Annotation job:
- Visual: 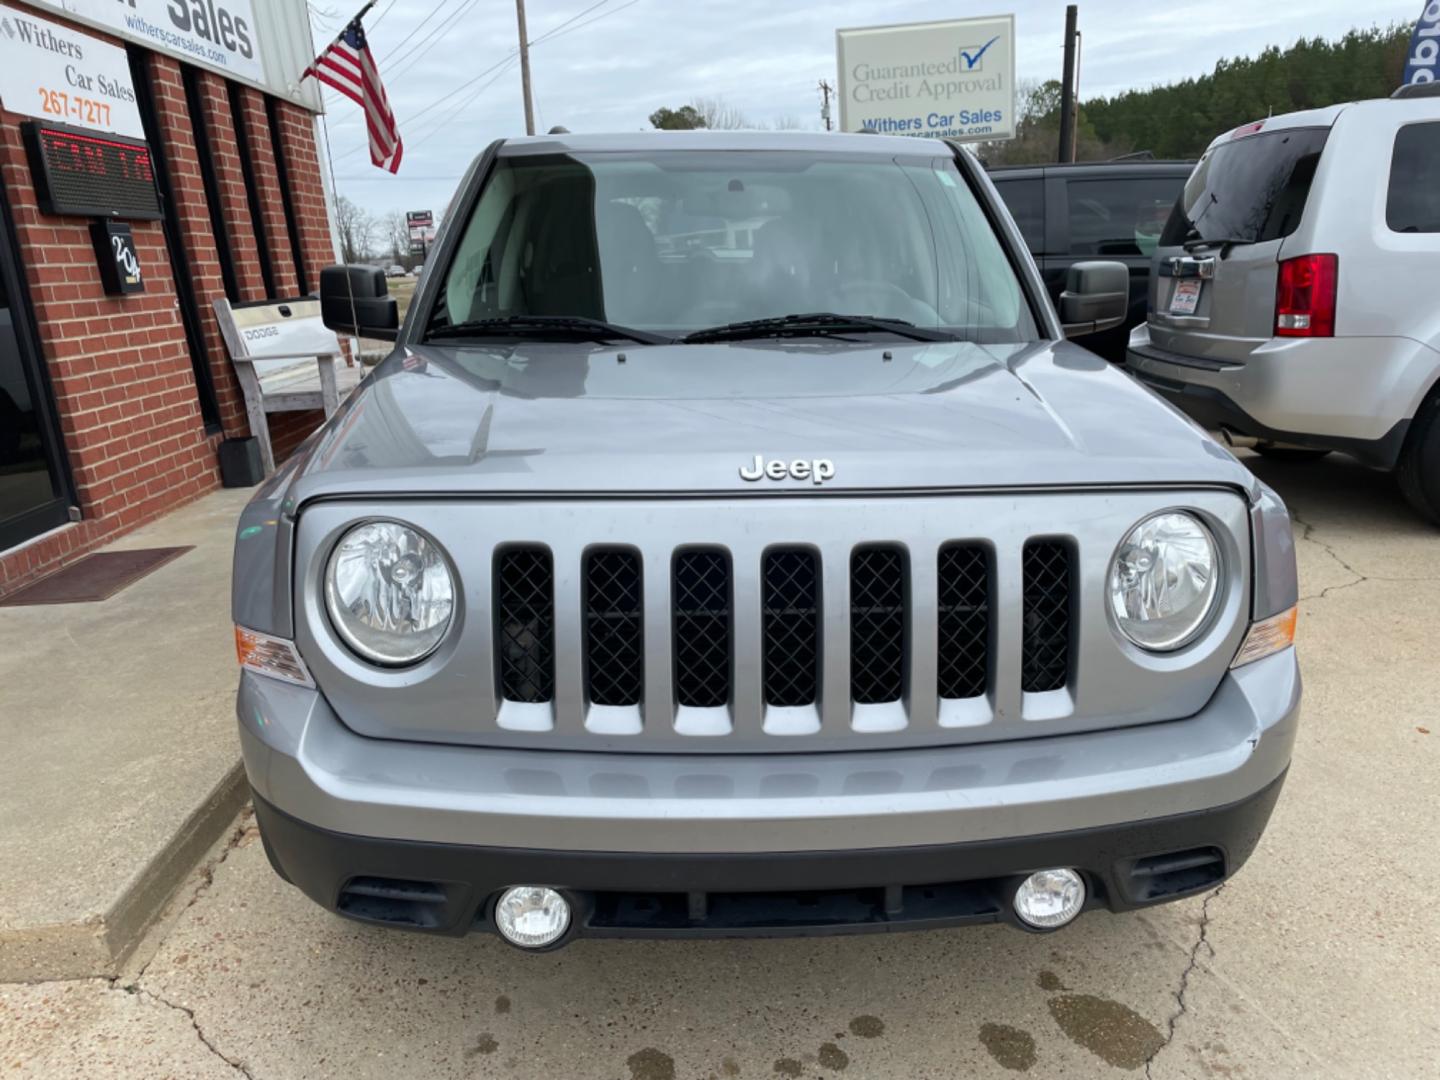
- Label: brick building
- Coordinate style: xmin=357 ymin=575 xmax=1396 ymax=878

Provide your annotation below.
xmin=0 ymin=0 xmax=336 ymax=597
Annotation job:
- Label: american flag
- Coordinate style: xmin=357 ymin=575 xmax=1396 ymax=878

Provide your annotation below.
xmin=303 ymin=17 xmax=403 ymax=173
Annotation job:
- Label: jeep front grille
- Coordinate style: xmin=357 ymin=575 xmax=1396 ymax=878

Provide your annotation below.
xmin=673 ymin=550 xmax=731 ymax=708
xmin=492 ymin=539 xmax=1070 ymax=734
xmin=850 ymin=547 xmax=907 ymax=705
xmin=584 ymin=549 xmax=643 ymax=706
xmin=496 ymin=546 xmax=555 ymax=703
xmin=937 ymin=543 xmax=990 ymax=700
xmin=761 ymin=548 xmax=820 ymax=707
xmin=1021 ymin=540 xmax=1072 ymax=693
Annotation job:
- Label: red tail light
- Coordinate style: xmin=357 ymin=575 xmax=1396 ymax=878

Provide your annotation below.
xmin=1275 ymin=254 xmax=1338 ymax=338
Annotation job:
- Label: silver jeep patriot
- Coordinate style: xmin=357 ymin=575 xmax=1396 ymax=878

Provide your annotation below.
xmin=232 ymin=132 xmax=1300 ymax=950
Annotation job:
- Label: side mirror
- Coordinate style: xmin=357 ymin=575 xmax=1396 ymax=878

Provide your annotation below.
xmin=1059 ymin=260 xmax=1128 ymax=339
xmin=319 ymin=265 xmax=400 ymax=340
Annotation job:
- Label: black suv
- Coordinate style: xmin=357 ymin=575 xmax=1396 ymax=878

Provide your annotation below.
xmin=990 ymin=160 xmax=1192 ymax=362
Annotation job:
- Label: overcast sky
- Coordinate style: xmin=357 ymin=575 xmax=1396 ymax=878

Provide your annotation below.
xmin=312 ymin=0 xmax=1424 ymax=218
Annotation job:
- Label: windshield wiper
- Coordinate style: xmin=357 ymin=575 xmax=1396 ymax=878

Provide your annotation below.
xmin=682 ymin=313 xmax=956 ymax=344
xmin=426 ymin=315 xmax=674 ymax=345
xmin=1182 ymin=235 xmax=1251 ymax=251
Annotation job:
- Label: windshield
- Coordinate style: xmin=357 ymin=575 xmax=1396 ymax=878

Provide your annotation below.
xmin=1161 ymin=126 xmax=1329 ymax=247
xmin=428 ymin=150 xmax=1038 ymax=343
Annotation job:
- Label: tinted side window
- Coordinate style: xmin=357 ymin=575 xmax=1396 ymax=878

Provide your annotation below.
xmin=1065 ymin=177 xmax=1185 ymax=257
xmin=992 ymin=178 xmax=1044 ymax=253
xmin=1387 ymin=122 xmax=1440 ymax=233
xmin=1162 ymin=127 xmax=1329 ymax=246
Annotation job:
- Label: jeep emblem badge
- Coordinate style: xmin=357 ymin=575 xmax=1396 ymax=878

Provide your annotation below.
xmin=739 ymin=454 xmax=835 ymax=485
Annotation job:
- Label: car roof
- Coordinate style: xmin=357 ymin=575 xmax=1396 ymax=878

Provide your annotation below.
xmin=496 ymin=130 xmax=956 ymax=156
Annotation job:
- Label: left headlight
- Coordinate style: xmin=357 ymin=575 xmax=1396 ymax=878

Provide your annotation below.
xmin=1109 ymin=511 xmax=1220 ymax=651
xmin=325 ymin=520 xmax=455 ymax=665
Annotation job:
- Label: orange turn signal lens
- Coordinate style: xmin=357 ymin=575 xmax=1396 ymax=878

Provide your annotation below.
xmin=1231 ymin=606 xmax=1297 ymax=669
xmin=235 ymin=626 xmax=313 ymax=687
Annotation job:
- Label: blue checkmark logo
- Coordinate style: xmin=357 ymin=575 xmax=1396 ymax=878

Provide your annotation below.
xmin=959 ymin=35 xmax=1000 ymax=70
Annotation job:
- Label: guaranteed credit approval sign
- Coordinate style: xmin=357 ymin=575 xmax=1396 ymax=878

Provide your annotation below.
xmin=837 ymin=15 xmax=1016 ymax=142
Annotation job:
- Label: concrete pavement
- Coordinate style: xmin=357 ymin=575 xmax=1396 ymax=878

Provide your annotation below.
xmin=0 ymin=490 xmax=253 ymax=982
xmin=3 ymin=451 xmax=1438 ymax=1078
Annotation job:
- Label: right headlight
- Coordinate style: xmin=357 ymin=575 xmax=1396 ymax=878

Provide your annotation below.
xmin=325 ymin=520 xmax=455 ymax=665
xmin=1108 ymin=511 xmax=1220 ymax=651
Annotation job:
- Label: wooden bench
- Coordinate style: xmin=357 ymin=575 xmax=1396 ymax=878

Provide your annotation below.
xmin=213 ymin=297 xmax=364 ymax=475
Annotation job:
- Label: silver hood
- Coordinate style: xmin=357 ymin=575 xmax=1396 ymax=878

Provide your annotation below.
xmin=285 ymin=339 xmax=1256 ymax=505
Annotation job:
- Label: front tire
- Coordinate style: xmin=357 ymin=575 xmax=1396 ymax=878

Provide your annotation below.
xmin=1398 ymin=394 xmax=1440 ymax=525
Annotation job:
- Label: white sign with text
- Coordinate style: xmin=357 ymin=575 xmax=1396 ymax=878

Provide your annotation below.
xmin=837 ymin=15 xmax=1016 ymax=142
xmin=57 ymin=0 xmax=262 ymax=84
xmin=0 ymin=2 xmax=143 ymax=137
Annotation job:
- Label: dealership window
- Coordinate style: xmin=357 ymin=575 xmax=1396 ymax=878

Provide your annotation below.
xmin=1387 ymin=122 xmax=1440 ymax=234
xmin=991 ymin=178 xmax=1045 ymax=254
xmin=0 ymin=181 xmax=74 ymax=551
xmin=1066 ymin=178 xmax=1183 ymax=257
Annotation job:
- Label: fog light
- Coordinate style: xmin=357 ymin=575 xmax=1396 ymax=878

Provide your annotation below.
xmin=494 ymin=886 xmax=571 ymax=948
xmin=1013 ymin=869 xmax=1086 ymax=929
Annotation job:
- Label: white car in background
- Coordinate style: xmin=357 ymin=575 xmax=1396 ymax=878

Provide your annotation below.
xmin=1128 ymin=84 xmax=1440 ymax=522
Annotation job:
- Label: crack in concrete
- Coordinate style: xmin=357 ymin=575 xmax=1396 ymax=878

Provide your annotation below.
xmin=1291 ymin=513 xmax=1367 ymax=601
xmin=122 ymin=984 xmax=257 ymax=1079
xmin=128 ymin=809 xmax=254 ymax=986
xmin=1144 ymin=882 xmax=1226 ymax=1080
xmin=1291 ymin=513 xmax=1440 ymax=601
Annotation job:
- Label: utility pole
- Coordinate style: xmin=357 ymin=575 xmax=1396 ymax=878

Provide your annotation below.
xmin=1058 ymin=4 xmax=1078 ymax=162
xmin=515 ymin=0 xmax=536 ymax=136
xmin=818 ymin=79 xmax=834 ymax=131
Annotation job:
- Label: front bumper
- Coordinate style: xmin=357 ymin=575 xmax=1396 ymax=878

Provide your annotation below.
xmin=239 ymin=647 xmax=1299 ymax=939
xmin=253 ymin=771 xmax=1286 ymax=940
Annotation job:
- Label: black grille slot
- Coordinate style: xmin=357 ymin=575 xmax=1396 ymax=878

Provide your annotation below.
xmin=585 ymin=549 xmax=643 ymax=706
xmin=337 ymin=877 xmax=447 ymax=928
xmin=937 ymin=544 xmax=989 ymax=699
xmin=762 ymin=548 xmax=820 ymax=707
xmin=1022 ymin=540 xmax=1072 ymax=693
xmin=850 ymin=547 xmax=906 ymax=704
xmin=673 ymin=550 xmax=731 ymax=708
xmin=1125 ymin=847 xmax=1225 ymax=902
xmin=496 ymin=547 xmax=555 ymax=703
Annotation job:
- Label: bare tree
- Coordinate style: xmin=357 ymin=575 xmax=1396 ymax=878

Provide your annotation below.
xmin=334 ymin=195 xmax=377 ymax=264
xmin=382 ymin=210 xmax=408 ymax=262
xmin=691 ymin=96 xmax=750 ymax=130
xmin=771 ymin=114 xmax=805 ymax=131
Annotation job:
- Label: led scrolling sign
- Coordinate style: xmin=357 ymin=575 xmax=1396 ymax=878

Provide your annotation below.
xmin=21 ymin=120 xmax=162 ymax=220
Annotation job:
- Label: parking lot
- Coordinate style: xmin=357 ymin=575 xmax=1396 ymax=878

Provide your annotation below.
xmin=2 ymin=450 xmax=1435 ymax=1080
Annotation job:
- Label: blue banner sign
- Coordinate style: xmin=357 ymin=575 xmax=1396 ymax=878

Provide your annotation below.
xmin=1403 ymin=2 xmax=1440 ymax=86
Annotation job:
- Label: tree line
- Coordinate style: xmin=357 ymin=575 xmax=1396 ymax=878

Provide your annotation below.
xmin=981 ymin=23 xmax=1415 ymax=165
xmin=333 ymin=195 xmax=431 ymax=266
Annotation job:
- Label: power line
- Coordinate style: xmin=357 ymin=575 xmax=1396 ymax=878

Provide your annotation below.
xmin=531 ymin=0 xmax=611 ymax=45
xmin=353 ymin=0 xmax=620 ymax=137
xmin=406 ymin=57 xmax=520 ymax=151
xmin=368 ymin=0 xmax=399 ymax=29
xmin=530 ymin=0 xmax=636 ymax=47
xmin=385 ymin=0 xmax=486 ymax=79
xmin=401 ymin=0 xmax=635 ymax=144
xmin=377 ymin=0 xmax=459 ymax=63
xmin=329 ymin=0 xmax=642 ymax=168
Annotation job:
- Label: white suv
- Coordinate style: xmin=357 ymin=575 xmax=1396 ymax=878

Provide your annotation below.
xmin=1128 ymin=85 xmax=1440 ymax=521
